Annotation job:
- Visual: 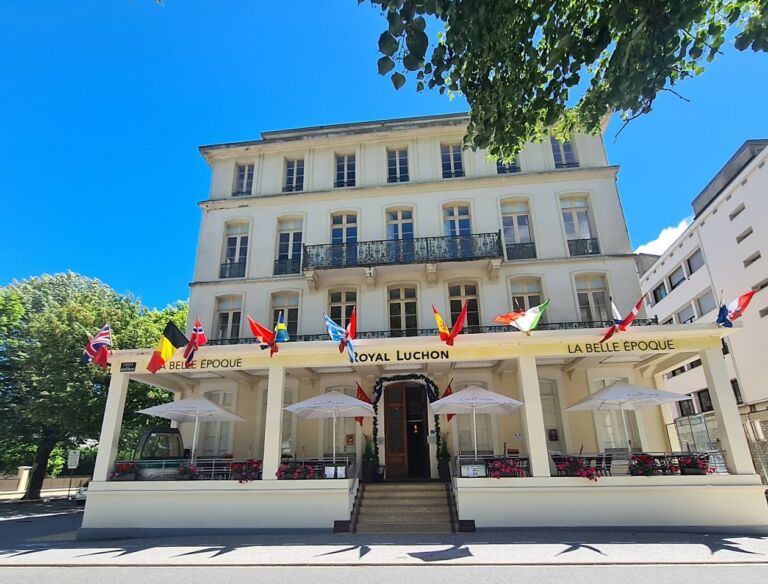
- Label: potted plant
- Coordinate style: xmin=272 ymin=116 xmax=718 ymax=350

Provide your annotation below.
xmin=629 ymin=454 xmax=658 ymax=476
xmin=556 ymin=456 xmax=600 ymax=481
xmin=488 ymin=459 xmax=527 ymax=479
xmin=361 ymin=435 xmax=376 ymax=483
xmin=679 ymin=454 xmax=712 ymax=475
xmin=111 ymin=462 xmax=138 ymax=481
xmin=231 ymin=459 xmax=262 ymax=483
xmin=437 ymin=434 xmax=451 ymax=482
xmin=177 ymin=462 xmax=198 ymax=480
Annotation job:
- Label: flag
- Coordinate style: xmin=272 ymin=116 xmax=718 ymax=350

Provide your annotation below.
xmin=495 ymin=299 xmax=549 ymax=334
xmin=323 ymin=310 xmax=356 ymax=363
xmin=82 ymin=324 xmax=112 ymax=369
xmin=274 ymin=311 xmax=290 ymax=343
xmin=183 ymin=318 xmax=208 ymax=367
xmin=433 ymin=302 xmax=468 ymax=346
xmin=442 ymin=379 xmax=455 ymax=422
xmin=248 ymin=317 xmax=278 ymax=356
xmin=355 ymin=381 xmax=371 ymax=426
xmin=147 ymin=321 xmax=189 ymax=373
xmin=600 ymin=294 xmax=646 ymax=342
xmin=717 ymin=290 xmax=756 ymax=328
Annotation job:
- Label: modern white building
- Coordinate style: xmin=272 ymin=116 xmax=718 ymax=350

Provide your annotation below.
xmin=80 ymin=116 xmax=768 ymax=538
xmin=639 ymin=140 xmax=768 ymax=480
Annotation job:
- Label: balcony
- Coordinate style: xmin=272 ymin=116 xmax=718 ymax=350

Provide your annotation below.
xmin=568 ymin=238 xmax=600 ymax=256
xmin=219 ymin=260 xmax=246 ymax=279
xmin=505 ymin=242 xmax=537 ymax=260
xmin=274 ymin=258 xmax=302 ymax=276
xmin=302 ymin=232 xmax=503 ymax=271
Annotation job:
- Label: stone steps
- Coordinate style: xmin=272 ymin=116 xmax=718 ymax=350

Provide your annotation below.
xmin=354 ymin=482 xmax=453 ymax=534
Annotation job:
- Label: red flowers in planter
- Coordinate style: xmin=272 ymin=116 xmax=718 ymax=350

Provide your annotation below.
xmin=489 ymin=459 xmax=527 ymax=479
xmin=276 ymin=462 xmax=317 ymax=480
xmin=231 ymin=459 xmax=263 ymax=483
xmin=557 ymin=456 xmax=600 ymax=481
xmin=114 ymin=462 xmax=137 ymax=475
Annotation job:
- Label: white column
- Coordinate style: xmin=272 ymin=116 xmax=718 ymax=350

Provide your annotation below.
xmin=93 ymin=371 xmax=130 ymax=481
xmin=262 ymin=366 xmax=286 ymax=480
xmin=517 ymin=356 xmax=550 ymax=477
xmin=700 ymin=347 xmax=755 ymax=475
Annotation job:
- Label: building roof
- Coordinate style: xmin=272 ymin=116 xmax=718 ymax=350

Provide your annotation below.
xmin=691 ymin=139 xmax=768 ymax=218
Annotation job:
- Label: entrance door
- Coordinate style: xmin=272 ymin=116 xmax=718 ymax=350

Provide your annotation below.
xmin=384 ymin=385 xmax=407 ymax=479
xmin=384 ymin=383 xmax=430 ymax=480
xmin=406 ymin=385 xmax=430 ymax=478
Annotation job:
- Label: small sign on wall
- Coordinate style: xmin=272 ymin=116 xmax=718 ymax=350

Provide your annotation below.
xmin=345 ymin=433 xmax=354 ymax=447
xmin=67 ymin=450 xmax=80 ymax=470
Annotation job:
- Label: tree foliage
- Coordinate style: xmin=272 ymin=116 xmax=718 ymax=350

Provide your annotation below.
xmin=364 ymin=0 xmax=768 ymax=159
xmin=0 ymin=272 xmax=187 ymax=496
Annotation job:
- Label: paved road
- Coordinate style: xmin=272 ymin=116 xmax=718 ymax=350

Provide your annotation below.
xmin=3 ymin=565 xmax=768 ymax=584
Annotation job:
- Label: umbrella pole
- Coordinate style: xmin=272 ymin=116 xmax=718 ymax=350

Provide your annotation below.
xmin=619 ymin=403 xmax=631 ymax=456
xmin=332 ymin=411 xmax=337 ymax=477
xmin=191 ymin=416 xmax=200 ymax=464
xmin=472 ymin=405 xmax=478 ymax=461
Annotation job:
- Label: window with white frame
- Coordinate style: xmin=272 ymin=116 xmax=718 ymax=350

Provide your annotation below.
xmin=201 ymin=390 xmax=234 ymax=457
xmin=334 ymin=153 xmax=356 ymax=188
xmin=669 ymin=265 xmax=686 ymax=290
xmin=697 ymin=290 xmax=717 ymax=316
xmin=443 ymin=204 xmax=472 ymax=236
xmin=221 ymin=222 xmax=248 ymax=278
xmin=455 ymin=382 xmax=493 ymax=454
xmin=496 ymin=158 xmax=520 ymax=174
xmin=550 ymin=136 xmax=578 ymax=168
xmin=270 ymin=292 xmax=299 ymax=337
xmin=677 ymin=303 xmax=696 ymax=324
xmin=448 ymin=282 xmax=480 ymax=328
xmin=324 ymin=387 xmax=357 ymax=456
xmin=386 ymin=208 xmax=414 ymax=240
xmin=284 ymin=158 xmax=304 ymax=193
xmin=331 ymin=212 xmax=358 ymax=245
xmin=510 ymin=278 xmax=544 ymax=313
xmin=388 ymin=286 xmax=418 ymax=335
xmin=652 ymin=282 xmax=668 ymax=304
xmin=233 ymin=163 xmax=255 ymax=196
xmin=441 ymin=143 xmax=464 ymax=178
xmin=328 ymin=288 xmax=356 ymax=327
xmin=275 ymin=218 xmax=303 ymax=275
xmin=500 ymin=200 xmax=534 ymax=259
xmin=215 ymin=296 xmax=242 ymax=340
xmin=687 ymin=249 xmax=705 ymax=274
xmin=387 ymin=148 xmax=409 ymax=183
xmin=575 ymin=275 xmax=610 ymax=322
xmin=560 ymin=196 xmax=594 ymax=240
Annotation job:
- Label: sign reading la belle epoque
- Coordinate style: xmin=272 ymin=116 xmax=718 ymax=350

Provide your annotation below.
xmin=566 ymin=338 xmax=676 ymax=354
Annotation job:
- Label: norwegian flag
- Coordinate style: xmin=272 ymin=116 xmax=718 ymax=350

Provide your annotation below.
xmin=183 ymin=318 xmax=208 ymax=367
xmin=82 ymin=324 xmax=113 ymax=369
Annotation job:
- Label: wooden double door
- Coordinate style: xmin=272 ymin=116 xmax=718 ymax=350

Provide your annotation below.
xmin=384 ymin=383 xmax=430 ymax=480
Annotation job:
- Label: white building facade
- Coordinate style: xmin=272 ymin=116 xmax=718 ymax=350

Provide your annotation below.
xmin=639 ymin=140 xmax=768 ymax=480
xmin=80 ymin=117 xmax=768 ymax=538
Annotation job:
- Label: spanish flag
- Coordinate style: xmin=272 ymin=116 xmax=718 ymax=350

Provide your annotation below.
xmin=432 ymin=305 xmax=451 ymax=343
xmin=147 ymin=321 xmax=189 ymax=373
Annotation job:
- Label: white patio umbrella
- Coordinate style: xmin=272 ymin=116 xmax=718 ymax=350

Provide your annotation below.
xmin=138 ymin=397 xmax=245 ymax=463
xmin=563 ymin=381 xmax=688 ymax=452
xmin=284 ymin=391 xmax=375 ymax=466
xmin=430 ymin=386 xmax=524 ymax=459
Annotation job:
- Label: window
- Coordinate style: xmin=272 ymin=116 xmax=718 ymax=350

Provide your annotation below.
xmin=686 ymin=249 xmax=705 ymax=274
xmin=221 ymin=222 xmax=248 ymax=278
xmin=323 ymin=387 xmax=357 ymax=456
xmin=754 ymin=278 xmax=768 ymax=292
xmin=697 ymin=290 xmax=717 ymax=316
xmin=510 ymin=278 xmax=544 ymax=314
xmin=201 ymin=390 xmax=233 ymax=457
xmin=662 ymin=317 xmax=674 ymax=325
xmin=441 ymin=144 xmax=464 ymax=178
xmin=678 ymin=398 xmax=696 ymax=417
xmin=695 ymin=389 xmax=713 ymax=413
xmin=501 ymin=200 xmax=535 ymax=260
xmin=575 ymin=275 xmax=610 ymax=322
xmin=669 ymin=266 xmax=686 ymax=290
xmin=233 ymin=163 xmax=254 ymax=196
xmin=551 ymin=136 xmax=578 ymax=168
xmin=592 ymin=377 xmax=641 ymax=450
xmin=496 ymin=158 xmax=520 ymax=174
xmin=335 ymin=153 xmax=356 ymax=188
xmin=330 ymin=212 xmax=358 ymax=267
xmin=448 ymin=282 xmax=480 ymax=329
xmin=729 ymin=203 xmax=745 ymax=221
xmin=455 ymin=383 xmax=493 ymax=453
xmin=387 ymin=148 xmax=409 ymax=183
xmin=677 ymin=303 xmax=696 ymax=324
xmin=215 ymin=296 xmax=242 ymax=340
xmin=443 ymin=204 xmax=472 ymax=236
xmin=388 ymin=286 xmax=418 ymax=336
xmin=652 ymin=283 xmax=668 ymax=304
xmin=284 ymin=159 xmax=304 ymax=193
xmin=736 ymin=227 xmax=753 ymax=244
xmin=721 ymin=338 xmax=730 ymax=355
xmin=270 ymin=292 xmax=299 ymax=337
xmin=744 ymin=251 xmax=761 ymax=268
xmin=329 ymin=288 xmax=356 ymax=328
xmin=760 ymin=307 xmax=768 ymax=318
xmin=561 ymin=196 xmax=598 ymax=255
xmin=275 ymin=218 xmax=303 ymax=275
xmin=386 ymin=208 xmax=414 ymax=240
xmin=731 ymin=379 xmax=743 ymax=404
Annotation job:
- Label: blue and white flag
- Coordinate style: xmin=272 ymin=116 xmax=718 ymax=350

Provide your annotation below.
xmin=323 ymin=312 xmax=356 ymax=364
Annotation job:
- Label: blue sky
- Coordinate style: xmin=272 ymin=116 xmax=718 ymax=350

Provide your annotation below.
xmin=2 ymin=1 xmax=767 ymax=309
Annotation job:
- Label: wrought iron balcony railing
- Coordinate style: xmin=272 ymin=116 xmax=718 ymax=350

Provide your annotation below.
xmin=219 ymin=261 xmax=246 ymax=279
xmin=205 ymin=317 xmax=660 ymax=345
xmin=567 ymin=238 xmax=600 ymax=256
xmin=274 ymin=258 xmax=302 ymax=275
xmin=505 ymin=242 xmax=537 ymax=260
xmin=303 ymin=232 xmax=504 ymax=271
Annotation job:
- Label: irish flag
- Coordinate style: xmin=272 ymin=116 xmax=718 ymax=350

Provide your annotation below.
xmin=716 ymin=290 xmax=756 ymax=328
xmin=494 ymin=299 xmax=549 ymax=334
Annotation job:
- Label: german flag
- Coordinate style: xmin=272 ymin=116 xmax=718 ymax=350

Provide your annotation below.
xmin=147 ymin=321 xmax=189 ymax=373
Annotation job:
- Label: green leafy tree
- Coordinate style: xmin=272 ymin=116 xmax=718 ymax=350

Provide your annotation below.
xmin=364 ymin=0 xmax=768 ymax=158
xmin=0 ymin=272 xmax=187 ymax=498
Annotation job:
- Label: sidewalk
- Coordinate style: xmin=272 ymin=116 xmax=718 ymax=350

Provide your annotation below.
xmin=1 ymin=504 xmax=767 ymax=567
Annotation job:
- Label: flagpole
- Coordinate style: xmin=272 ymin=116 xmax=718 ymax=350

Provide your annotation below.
xmin=619 ymin=402 xmax=631 ymax=457
xmin=191 ymin=416 xmax=200 ymax=464
xmin=472 ymin=405 xmax=478 ymax=461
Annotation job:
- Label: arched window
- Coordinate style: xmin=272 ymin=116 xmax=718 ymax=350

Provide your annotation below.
xmin=510 ymin=278 xmax=544 ymax=314
xmin=270 ymin=291 xmax=299 ymax=337
xmin=575 ymin=274 xmax=610 ymax=322
xmin=214 ymin=296 xmax=242 ymax=340
xmin=386 ymin=208 xmax=414 ymax=241
xmin=275 ymin=217 xmax=303 ymax=275
xmin=443 ymin=203 xmax=472 ymax=236
xmin=328 ymin=288 xmax=357 ymax=327
xmin=561 ymin=196 xmax=598 ymax=255
xmin=331 ymin=212 xmax=358 ymax=267
xmin=201 ymin=390 xmax=234 ymax=457
xmin=388 ymin=285 xmax=418 ymax=336
xmin=500 ymin=200 xmax=535 ymax=260
xmin=550 ymin=136 xmax=578 ymax=168
xmin=448 ymin=282 xmax=480 ymax=328
xmin=221 ymin=222 xmax=249 ymax=278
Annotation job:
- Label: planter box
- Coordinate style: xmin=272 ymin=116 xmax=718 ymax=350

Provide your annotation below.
xmin=111 ymin=473 xmax=137 ymax=481
xmin=680 ymin=467 xmax=708 ymax=475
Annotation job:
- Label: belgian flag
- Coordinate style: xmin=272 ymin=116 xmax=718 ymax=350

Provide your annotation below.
xmin=147 ymin=321 xmax=189 ymax=373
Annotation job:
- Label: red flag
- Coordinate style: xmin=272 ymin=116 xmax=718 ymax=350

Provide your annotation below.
xmin=340 ymin=307 xmax=357 ymax=353
xmin=446 ymin=301 xmax=468 ymax=346
xmin=183 ymin=318 xmax=208 ymax=367
xmin=248 ymin=317 xmax=278 ymax=356
xmin=618 ymin=293 xmax=647 ymax=332
xmin=355 ymin=381 xmax=371 ymax=426
xmin=442 ymin=380 xmax=455 ymax=422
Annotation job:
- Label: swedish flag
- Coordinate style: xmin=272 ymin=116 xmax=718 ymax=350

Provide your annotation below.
xmin=274 ymin=311 xmax=290 ymax=342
